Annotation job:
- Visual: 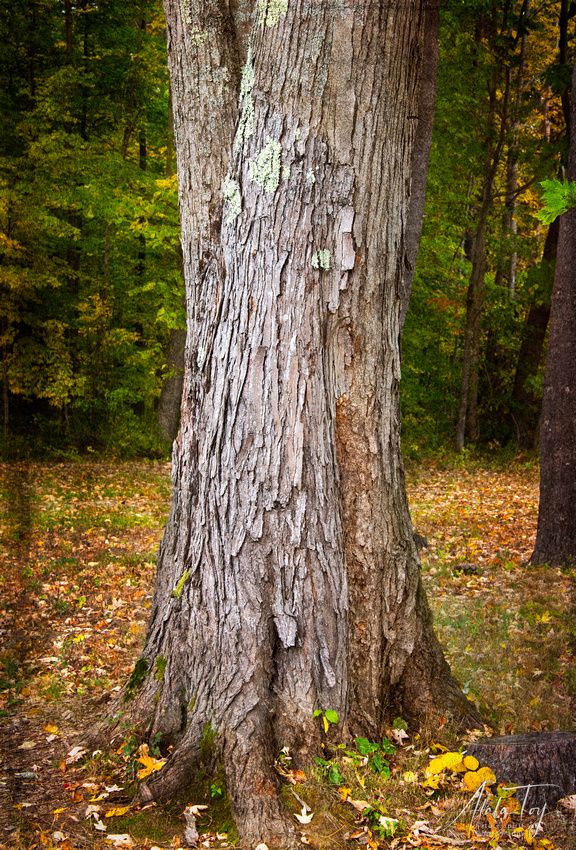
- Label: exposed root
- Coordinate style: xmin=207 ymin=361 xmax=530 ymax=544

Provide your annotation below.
xmin=137 ymin=736 xmax=200 ymax=803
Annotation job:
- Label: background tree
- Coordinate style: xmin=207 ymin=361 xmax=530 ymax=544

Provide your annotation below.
xmin=531 ymin=55 xmax=576 ymax=566
xmin=111 ymin=2 xmax=479 ymax=848
xmin=402 ymin=0 xmax=566 ymax=455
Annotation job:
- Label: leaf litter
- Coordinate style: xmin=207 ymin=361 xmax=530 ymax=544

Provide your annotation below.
xmin=0 ymin=458 xmax=574 ymax=849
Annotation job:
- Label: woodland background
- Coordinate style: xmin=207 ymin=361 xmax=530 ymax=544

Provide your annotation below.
xmin=1 ymin=0 xmax=571 ymax=462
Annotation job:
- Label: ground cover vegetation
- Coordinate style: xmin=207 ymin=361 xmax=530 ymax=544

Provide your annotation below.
xmin=0 ymin=460 xmax=574 ymax=849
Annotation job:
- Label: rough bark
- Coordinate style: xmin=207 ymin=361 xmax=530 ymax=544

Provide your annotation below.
xmin=468 ymin=732 xmax=576 ymax=809
xmin=531 ymin=62 xmax=576 ymax=565
xmin=157 ymin=327 xmax=186 ymax=443
xmin=510 ymin=220 xmax=557 ymax=449
xmin=108 ymin=3 xmax=480 ymax=847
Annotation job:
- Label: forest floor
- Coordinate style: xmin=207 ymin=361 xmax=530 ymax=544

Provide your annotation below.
xmin=0 ymin=457 xmax=574 ymax=850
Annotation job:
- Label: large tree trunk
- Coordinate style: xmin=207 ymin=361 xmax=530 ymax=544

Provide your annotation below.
xmin=110 ymin=3 xmax=480 ymax=847
xmin=531 ymin=60 xmax=576 ymax=566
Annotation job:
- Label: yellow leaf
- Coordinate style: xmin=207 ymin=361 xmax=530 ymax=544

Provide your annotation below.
xmin=136 ymin=754 xmax=166 ymax=780
xmin=105 ymin=806 xmax=132 ymax=818
xmin=403 ymin=771 xmax=418 ymax=784
xmin=322 ymin=715 xmax=329 ymax=734
xmin=422 ymin=774 xmax=443 ymax=789
xmin=463 ymin=765 xmax=496 ymax=791
xmin=338 ymin=787 xmax=352 ymax=801
xmin=462 ymin=755 xmax=479 ymax=771
xmin=535 ymin=611 xmax=552 ymax=624
xmin=425 ymin=751 xmax=464 ymax=776
xmin=524 ymin=827 xmax=534 ymax=846
xmin=44 ymin=724 xmax=59 ymax=735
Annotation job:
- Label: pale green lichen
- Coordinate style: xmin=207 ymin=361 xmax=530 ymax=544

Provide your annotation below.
xmin=306 ymin=169 xmax=316 ymax=185
xmin=234 ymin=48 xmax=255 ymax=153
xmin=222 ymin=177 xmax=242 ymax=222
xmin=249 ymin=138 xmax=283 ymax=193
xmin=171 ymin=568 xmax=191 ymax=599
xmin=189 ymin=27 xmax=208 ymax=46
xmin=257 ymin=0 xmax=288 ymax=27
xmin=312 ymin=249 xmax=331 ymax=270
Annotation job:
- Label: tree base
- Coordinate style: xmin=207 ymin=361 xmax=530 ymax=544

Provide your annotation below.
xmin=467 ymin=731 xmax=576 ymax=808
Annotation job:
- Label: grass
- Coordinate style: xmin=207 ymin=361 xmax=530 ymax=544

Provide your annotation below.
xmin=0 ymin=457 xmax=574 ymax=849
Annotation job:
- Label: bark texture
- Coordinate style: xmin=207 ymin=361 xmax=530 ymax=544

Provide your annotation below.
xmin=510 ymin=220 xmax=557 ymax=449
xmin=468 ymin=732 xmax=576 ymax=809
xmin=531 ymin=59 xmax=576 ymax=566
xmin=157 ymin=327 xmax=186 ymax=443
xmin=111 ymin=3 xmax=479 ymax=847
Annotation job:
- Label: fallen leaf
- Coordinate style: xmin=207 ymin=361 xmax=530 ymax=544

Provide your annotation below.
xmin=185 ymin=803 xmax=209 ymax=817
xmin=392 ymin=728 xmax=409 ymax=745
xmin=559 ymin=794 xmax=576 ymax=812
xmin=18 ymin=740 xmax=37 ymax=750
xmin=349 ymin=798 xmax=371 ymax=813
xmin=85 ymin=804 xmax=102 ymax=818
xmin=66 ymin=746 xmax=87 ymax=764
xmin=106 ymin=836 xmax=134 ymax=847
xmin=403 ymin=770 xmax=418 ymax=783
xmin=136 ymin=753 xmax=166 ymax=780
xmin=425 ymin=752 xmax=465 ymax=776
xmin=295 ymin=805 xmax=313 ymax=825
xmin=44 ymin=724 xmax=59 ymax=735
xmin=462 ymin=766 xmax=496 ymax=791
xmin=105 ymin=806 xmax=131 ymax=818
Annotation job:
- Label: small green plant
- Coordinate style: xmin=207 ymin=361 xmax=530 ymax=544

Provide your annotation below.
xmin=313 ymin=755 xmax=345 ymax=786
xmin=313 ymin=707 xmax=339 ymax=733
xmin=364 ymin=805 xmax=400 ymax=839
xmin=210 ymin=783 xmax=224 ymax=798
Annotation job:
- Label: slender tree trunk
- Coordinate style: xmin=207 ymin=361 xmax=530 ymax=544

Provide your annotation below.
xmin=107 ymin=4 xmax=479 ymax=847
xmin=510 ymin=220 xmax=558 ymax=448
xmin=531 ymin=60 xmax=576 ymax=566
xmin=456 ymin=65 xmax=510 ymax=451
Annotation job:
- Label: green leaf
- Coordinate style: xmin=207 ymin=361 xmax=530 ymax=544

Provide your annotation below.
xmin=355 ymin=737 xmax=379 ymax=756
xmin=324 ymin=709 xmax=339 ymax=725
xmin=370 ymin=753 xmax=391 ymax=777
xmin=328 ymin=763 xmax=344 ymax=785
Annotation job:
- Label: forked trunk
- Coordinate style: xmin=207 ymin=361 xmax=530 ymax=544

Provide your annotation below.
xmin=111 ymin=3 xmax=480 ymax=847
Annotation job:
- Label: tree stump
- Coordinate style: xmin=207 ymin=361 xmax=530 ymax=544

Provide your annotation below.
xmin=467 ymin=732 xmax=576 ymax=809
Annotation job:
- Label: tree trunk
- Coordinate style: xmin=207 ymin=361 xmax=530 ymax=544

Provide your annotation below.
xmin=531 ymin=61 xmax=576 ymax=566
xmin=109 ymin=3 xmax=480 ymax=847
xmin=157 ymin=327 xmax=186 ymax=443
xmin=456 ymin=65 xmax=509 ymax=451
xmin=468 ymin=732 xmax=576 ymax=809
xmin=510 ymin=220 xmax=557 ymax=449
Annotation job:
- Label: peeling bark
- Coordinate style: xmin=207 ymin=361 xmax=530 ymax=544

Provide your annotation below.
xmin=107 ymin=2 xmax=480 ymax=847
